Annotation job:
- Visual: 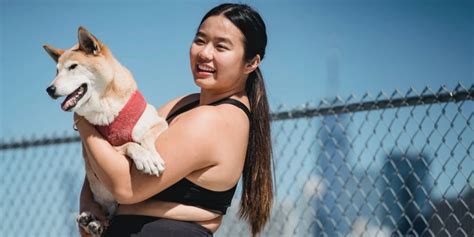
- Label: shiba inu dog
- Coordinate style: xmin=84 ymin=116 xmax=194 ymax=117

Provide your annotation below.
xmin=44 ymin=26 xmax=167 ymax=236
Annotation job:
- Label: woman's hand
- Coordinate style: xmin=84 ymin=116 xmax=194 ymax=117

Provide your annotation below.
xmin=78 ymin=227 xmax=91 ymax=237
xmin=73 ymin=113 xmax=84 ymax=131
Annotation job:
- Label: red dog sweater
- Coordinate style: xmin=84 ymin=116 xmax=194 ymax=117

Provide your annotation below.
xmin=95 ymin=91 xmax=147 ymax=146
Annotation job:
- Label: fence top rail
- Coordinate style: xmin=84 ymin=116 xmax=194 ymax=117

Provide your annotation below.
xmin=1 ymin=84 xmax=472 ymax=150
xmin=271 ymin=84 xmax=473 ymax=121
xmin=0 ymin=135 xmax=81 ymax=150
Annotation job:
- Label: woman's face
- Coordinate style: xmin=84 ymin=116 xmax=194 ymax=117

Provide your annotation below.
xmin=190 ymin=15 xmax=248 ymax=92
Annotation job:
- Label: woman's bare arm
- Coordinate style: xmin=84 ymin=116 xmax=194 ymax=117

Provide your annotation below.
xmin=82 ymin=139 xmax=220 ymax=223
xmin=76 ymin=105 xmax=224 ymax=204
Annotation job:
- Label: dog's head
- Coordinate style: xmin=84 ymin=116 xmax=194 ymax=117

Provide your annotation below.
xmin=44 ymin=26 xmax=119 ymax=112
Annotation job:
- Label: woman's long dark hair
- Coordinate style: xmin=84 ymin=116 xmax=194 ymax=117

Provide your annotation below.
xmin=199 ymin=3 xmax=273 ymax=236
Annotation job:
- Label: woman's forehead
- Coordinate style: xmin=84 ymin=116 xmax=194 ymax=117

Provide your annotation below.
xmin=198 ymin=15 xmax=244 ymax=43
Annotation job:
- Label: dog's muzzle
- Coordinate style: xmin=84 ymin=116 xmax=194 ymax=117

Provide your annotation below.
xmin=46 ymin=85 xmax=59 ymax=99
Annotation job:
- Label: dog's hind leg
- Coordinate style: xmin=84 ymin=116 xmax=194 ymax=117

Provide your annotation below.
xmin=87 ymin=220 xmax=105 ymax=237
xmin=77 ymin=211 xmax=104 ymax=236
xmin=77 ymin=211 xmax=94 ymax=229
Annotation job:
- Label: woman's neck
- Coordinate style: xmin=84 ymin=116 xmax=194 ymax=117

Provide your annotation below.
xmin=199 ymin=87 xmax=246 ymax=105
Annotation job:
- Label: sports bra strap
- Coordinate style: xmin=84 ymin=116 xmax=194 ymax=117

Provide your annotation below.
xmin=210 ymin=98 xmax=252 ymax=119
xmin=166 ymin=100 xmax=200 ymax=123
xmin=166 ymin=97 xmax=251 ymax=123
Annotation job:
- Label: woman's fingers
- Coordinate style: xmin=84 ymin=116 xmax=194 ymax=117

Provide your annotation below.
xmin=78 ymin=225 xmax=92 ymax=237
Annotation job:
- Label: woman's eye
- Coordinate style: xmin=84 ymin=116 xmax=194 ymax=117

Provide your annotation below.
xmin=216 ymin=45 xmax=228 ymax=51
xmin=194 ymin=38 xmax=205 ymax=45
xmin=68 ymin=64 xmax=78 ymax=70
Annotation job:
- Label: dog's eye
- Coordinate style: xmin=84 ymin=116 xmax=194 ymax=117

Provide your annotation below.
xmin=68 ymin=64 xmax=78 ymax=70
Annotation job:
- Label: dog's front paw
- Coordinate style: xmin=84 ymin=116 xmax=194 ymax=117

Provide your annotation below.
xmin=125 ymin=143 xmax=165 ymax=176
xmin=148 ymin=152 xmax=165 ymax=176
xmin=133 ymin=150 xmax=165 ymax=177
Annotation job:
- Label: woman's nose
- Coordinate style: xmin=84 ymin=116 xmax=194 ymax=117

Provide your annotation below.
xmin=198 ymin=45 xmax=213 ymax=61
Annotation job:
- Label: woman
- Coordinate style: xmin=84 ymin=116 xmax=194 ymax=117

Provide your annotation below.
xmin=77 ymin=3 xmax=273 ymax=237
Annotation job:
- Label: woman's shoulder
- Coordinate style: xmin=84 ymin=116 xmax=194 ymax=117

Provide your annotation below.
xmin=157 ymin=96 xmax=249 ymax=168
xmin=180 ymin=100 xmax=250 ymax=141
xmin=158 ymin=94 xmax=249 ymax=134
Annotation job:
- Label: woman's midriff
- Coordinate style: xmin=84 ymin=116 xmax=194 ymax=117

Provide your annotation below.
xmin=116 ymin=200 xmax=222 ymax=233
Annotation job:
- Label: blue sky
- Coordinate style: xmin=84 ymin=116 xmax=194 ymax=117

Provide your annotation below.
xmin=1 ymin=0 xmax=472 ymax=139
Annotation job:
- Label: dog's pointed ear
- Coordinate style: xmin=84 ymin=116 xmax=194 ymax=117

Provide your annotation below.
xmin=43 ymin=44 xmax=64 ymax=63
xmin=78 ymin=26 xmax=102 ymax=56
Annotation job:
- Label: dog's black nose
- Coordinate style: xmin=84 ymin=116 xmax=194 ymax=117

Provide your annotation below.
xmin=46 ymin=85 xmax=56 ymax=98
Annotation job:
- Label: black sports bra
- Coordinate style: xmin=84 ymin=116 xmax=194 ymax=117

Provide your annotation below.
xmin=150 ymin=97 xmax=251 ymax=214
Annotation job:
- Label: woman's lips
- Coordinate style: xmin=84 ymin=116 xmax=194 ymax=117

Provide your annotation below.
xmin=195 ymin=64 xmax=216 ymax=77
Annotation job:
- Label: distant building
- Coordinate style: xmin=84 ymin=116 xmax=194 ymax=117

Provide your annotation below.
xmin=315 ymin=114 xmax=353 ymax=236
xmin=382 ymin=152 xmax=431 ymax=236
xmin=428 ymin=189 xmax=474 ymax=236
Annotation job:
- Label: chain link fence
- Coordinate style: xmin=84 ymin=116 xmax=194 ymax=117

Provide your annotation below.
xmin=1 ymin=84 xmax=472 ymax=237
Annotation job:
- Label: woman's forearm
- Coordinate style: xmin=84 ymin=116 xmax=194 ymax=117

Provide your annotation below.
xmin=80 ymin=150 xmax=97 ymax=211
xmin=80 ymin=176 xmax=93 ymax=211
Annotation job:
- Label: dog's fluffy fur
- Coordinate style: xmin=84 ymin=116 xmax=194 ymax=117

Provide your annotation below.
xmin=44 ymin=26 xmax=167 ymax=236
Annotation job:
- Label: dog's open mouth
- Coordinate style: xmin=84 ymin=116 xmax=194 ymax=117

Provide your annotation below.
xmin=61 ymin=83 xmax=88 ymax=111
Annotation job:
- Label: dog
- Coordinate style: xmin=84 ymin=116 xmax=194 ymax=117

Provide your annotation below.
xmin=44 ymin=26 xmax=168 ymax=236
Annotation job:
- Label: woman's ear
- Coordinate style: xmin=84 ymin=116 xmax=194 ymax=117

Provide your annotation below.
xmin=244 ymin=55 xmax=261 ymax=74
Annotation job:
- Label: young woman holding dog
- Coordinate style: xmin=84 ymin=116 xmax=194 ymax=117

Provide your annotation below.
xmin=77 ymin=3 xmax=273 ymax=237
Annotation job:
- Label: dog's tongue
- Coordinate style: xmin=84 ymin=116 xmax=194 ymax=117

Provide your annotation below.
xmin=61 ymin=96 xmax=77 ymax=111
xmin=61 ymin=85 xmax=85 ymax=111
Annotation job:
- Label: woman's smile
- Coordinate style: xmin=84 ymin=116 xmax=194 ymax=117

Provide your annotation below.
xmin=195 ymin=64 xmax=216 ymax=78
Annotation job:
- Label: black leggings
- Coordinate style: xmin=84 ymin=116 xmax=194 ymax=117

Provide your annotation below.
xmin=104 ymin=215 xmax=213 ymax=237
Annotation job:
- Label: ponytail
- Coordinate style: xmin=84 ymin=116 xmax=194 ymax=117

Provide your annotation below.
xmin=240 ymin=67 xmax=273 ymax=236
